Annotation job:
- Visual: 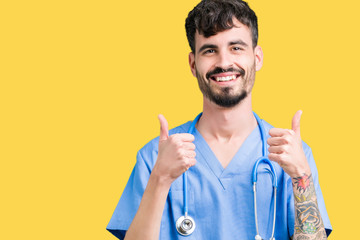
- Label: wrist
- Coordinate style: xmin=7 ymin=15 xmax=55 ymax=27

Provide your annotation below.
xmin=149 ymin=170 xmax=173 ymax=190
xmin=290 ymin=165 xmax=311 ymax=179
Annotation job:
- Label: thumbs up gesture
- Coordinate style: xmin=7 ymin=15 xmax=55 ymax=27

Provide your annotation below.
xmin=267 ymin=110 xmax=311 ymax=178
xmin=152 ymin=114 xmax=197 ymax=185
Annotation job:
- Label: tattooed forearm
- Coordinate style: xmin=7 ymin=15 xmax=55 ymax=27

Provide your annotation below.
xmin=292 ymin=174 xmax=327 ymax=240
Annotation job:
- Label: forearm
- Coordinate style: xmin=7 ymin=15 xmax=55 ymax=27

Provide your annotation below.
xmin=124 ymin=174 xmax=171 ymax=240
xmin=292 ymin=173 xmax=327 ymax=239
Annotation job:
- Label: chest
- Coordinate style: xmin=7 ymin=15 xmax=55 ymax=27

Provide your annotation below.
xmin=207 ymin=138 xmax=247 ymax=169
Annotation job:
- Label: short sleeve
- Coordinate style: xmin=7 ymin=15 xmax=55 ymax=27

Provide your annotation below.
xmin=287 ymin=142 xmax=332 ymax=237
xmin=106 ymin=151 xmax=151 ymax=239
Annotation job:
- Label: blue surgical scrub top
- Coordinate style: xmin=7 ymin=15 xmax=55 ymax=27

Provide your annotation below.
xmin=107 ymin=118 xmax=332 ymax=239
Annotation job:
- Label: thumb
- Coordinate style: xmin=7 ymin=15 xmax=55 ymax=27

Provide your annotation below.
xmin=158 ymin=114 xmax=169 ymax=141
xmin=292 ymin=110 xmax=302 ymax=138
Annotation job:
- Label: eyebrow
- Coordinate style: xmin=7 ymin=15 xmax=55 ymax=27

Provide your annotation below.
xmin=197 ymin=39 xmax=249 ymax=54
xmin=229 ymin=40 xmax=249 ymax=47
xmin=198 ymin=44 xmax=218 ymax=54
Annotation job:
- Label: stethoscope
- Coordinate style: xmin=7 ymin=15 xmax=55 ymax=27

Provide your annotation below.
xmin=175 ymin=112 xmax=278 ymax=240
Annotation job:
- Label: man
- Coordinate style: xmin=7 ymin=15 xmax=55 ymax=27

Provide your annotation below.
xmin=107 ymin=0 xmax=332 ymax=239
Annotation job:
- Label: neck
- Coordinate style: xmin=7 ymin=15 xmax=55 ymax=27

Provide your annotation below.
xmin=196 ymin=94 xmax=257 ymax=142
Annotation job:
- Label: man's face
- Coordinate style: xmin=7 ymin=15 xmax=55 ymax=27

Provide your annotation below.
xmin=189 ymin=19 xmax=263 ymax=108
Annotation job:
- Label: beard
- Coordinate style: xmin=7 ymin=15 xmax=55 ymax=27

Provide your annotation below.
xmin=195 ymin=64 xmax=256 ymax=108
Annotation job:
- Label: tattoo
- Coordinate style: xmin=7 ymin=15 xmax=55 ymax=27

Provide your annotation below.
xmin=293 ymin=174 xmax=311 ymax=193
xmin=294 ymin=236 xmax=310 ymax=240
xmin=292 ymin=174 xmax=327 ymax=240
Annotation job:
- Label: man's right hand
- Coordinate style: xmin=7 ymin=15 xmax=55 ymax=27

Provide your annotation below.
xmin=124 ymin=115 xmax=196 ymax=240
xmin=152 ymin=114 xmax=196 ymax=185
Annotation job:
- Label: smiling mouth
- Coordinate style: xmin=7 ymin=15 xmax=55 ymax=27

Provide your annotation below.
xmin=210 ymin=74 xmax=240 ymax=82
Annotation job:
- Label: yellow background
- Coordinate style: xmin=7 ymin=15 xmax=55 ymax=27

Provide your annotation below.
xmin=1 ymin=0 xmax=359 ymax=239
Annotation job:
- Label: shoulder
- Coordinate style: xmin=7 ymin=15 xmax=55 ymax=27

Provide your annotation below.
xmin=136 ymin=121 xmax=193 ymax=168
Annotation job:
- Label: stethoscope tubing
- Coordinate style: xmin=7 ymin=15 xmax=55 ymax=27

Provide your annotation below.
xmin=179 ymin=112 xmax=277 ymax=239
xmin=252 ymin=112 xmax=277 ymax=239
xmin=183 ymin=113 xmax=202 ymax=217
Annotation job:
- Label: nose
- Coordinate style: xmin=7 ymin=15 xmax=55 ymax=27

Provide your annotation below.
xmin=216 ymin=51 xmax=233 ymax=70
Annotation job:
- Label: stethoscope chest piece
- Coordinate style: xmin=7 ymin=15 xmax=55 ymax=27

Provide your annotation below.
xmin=255 ymin=234 xmax=275 ymax=240
xmin=176 ymin=215 xmax=196 ymax=236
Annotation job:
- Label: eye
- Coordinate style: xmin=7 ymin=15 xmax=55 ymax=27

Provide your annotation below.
xmin=232 ymin=46 xmax=243 ymax=51
xmin=204 ymin=49 xmax=215 ymax=54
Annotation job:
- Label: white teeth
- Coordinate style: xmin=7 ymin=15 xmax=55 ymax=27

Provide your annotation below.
xmin=215 ymin=75 xmax=236 ymax=82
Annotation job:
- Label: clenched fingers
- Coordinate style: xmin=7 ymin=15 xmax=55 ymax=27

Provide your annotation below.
xmin=267 ymin=136 xmax=291 ymax=146
xmin=182 ymin=142 xmax=196 ymax=150
xmin=268 ymin=145 xmax=290 ymax=154
xmin=183 ymin=149 xmax=196 ymax=158
xmin=268 ymin=153 xmax=289 ymax=164
xmin=269 ymin=128 xmax=295 ymax=137
xmin=169 ymin=133 xmax=195 ymax=142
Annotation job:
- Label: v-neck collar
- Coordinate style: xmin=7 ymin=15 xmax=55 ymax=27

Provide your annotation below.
xmin=193 ymin=123 xmax=262 ymax=188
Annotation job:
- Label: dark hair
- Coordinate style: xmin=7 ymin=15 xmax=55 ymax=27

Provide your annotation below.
xmin=185 ymin=0 xmax=258 ymax=53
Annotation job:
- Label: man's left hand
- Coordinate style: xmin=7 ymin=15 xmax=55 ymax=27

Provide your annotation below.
xmin=267 ymin=110 xmax=311 ymax=178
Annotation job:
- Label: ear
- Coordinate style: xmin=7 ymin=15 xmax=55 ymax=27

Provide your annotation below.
xmin=254 ymin=45 xmax=263 ymax=71
xmin=188 ymin=52 xmax=196 ymax=77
